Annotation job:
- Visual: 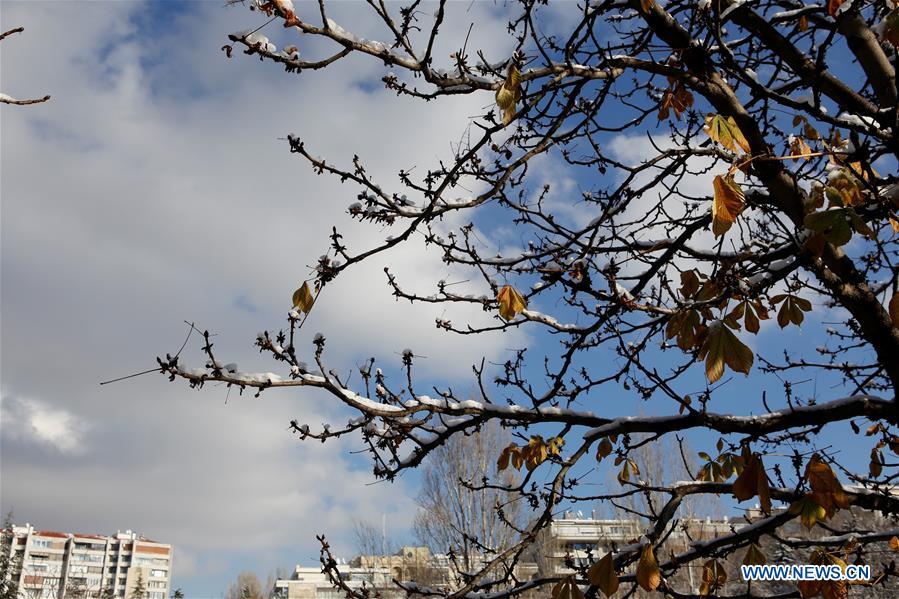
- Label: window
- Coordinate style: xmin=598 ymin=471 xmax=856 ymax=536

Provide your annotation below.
xmin=33 ymin=540 xmax=52 ymax=548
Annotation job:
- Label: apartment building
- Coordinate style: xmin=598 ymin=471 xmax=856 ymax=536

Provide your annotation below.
xmin=271 ymin=516 xmax=739 ymax=598
xmin=272 ymin=563 xmax=396 ymax=599
xmin=548 ymin=513 xmax=737 ymax=572
xmin=3 ymin=525 xmax=172 ymax=599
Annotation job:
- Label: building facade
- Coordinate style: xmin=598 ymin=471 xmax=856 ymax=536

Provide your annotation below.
xmin=3 ymin=525 xmax=172 ymax=599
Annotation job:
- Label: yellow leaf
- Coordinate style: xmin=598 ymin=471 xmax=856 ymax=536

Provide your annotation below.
xmin=712 ymin=174 xmax=745 ymax=237
xmin=827 ymin=168 xmax=865 ymax=206
xmin=790 ymin=495 xmax=827 ymax=530
xmin=700 ymin=560 xmax=727 ymax=596
xmin=704 ymin=114 xmax=751 ymax=154
xmin=495 ymin=63 xmax=522 ymax=127
xmin=496 ymin=284 xmax=527 ymax=321
xmin=742 ymin=543 xmax=767 ymax=567
xmin=635 ymin=545 xmax=661 ymax=591
xmin=587 ymin=552 xmax=619 ymax=597
xmin=889 ymin=536 xmax=899 ymax=551
xmin=548 ymin=436 xmax=565 ymax=456
xmin=551 ymin=576 xmax=585 ymax=599
xmin=889 ymin=217 xmax=899 ymax=233
xmin=698 ymin=321 xmax=754 ymax=383
xmin=292 ymin=281 xmax=315 ymax=313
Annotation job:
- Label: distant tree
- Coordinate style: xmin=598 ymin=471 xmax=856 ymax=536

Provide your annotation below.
xmin=66 ymin=578 xmax=89 ymax=599
xmin=170 ymin=588 xmax=184 ymax=599
xmin=0 ymin=513 xmax=21 ymax=599
xmin=129 ymin=571 xmax=146 ymax=599
xmin=413 ymin=422 xmax=522 ymax=581
xmin=225 ymin=572 xmax=262 ymax=599
xmin=100 ymin=581 xmax=116 ymax=599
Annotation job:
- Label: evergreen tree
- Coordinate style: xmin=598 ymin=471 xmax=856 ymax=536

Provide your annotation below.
xmin=0 ymin=512 xmax=20 ymax=599
xmin=129 ymin=571 xmax=146 ymax=599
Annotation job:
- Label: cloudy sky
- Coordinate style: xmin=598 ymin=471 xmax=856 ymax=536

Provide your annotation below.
xmin=0 ymin=1 xmax=536 ymax=595
xmin=1 ymin=1 xmax=881 ymax=597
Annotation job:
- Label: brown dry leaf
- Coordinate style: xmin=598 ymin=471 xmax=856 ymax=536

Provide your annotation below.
xmin=805 ymin=454 xmax=851 ymax=518
xmin=640 ymin=0 xmax=656 ymax=13
xmin=636 ymin=545 xmax=661 ymax=591
xmin=889 ymin=292 xmax=899 ymax=328
xmin=704 ymin=114 xmax=751 ymax=154
xmin=712 ymin=174 xmax=745 ymax=237
xmin=498 ymin=444 xmax=524 ymax=471
xmin=587 ymin=552 xmax=619 ymax=597
xmin=292 ymin=281 xmax=315 ymax=313
xmin=889 ymin=217 xmax=899 ymax=233
xmin=496 ymin=284 xmax=527 ymax=321
xmin=799 ymin=14 xmax=809 ymax=31
xmin=658 ymin=82 xmax=694 ymax=121
xmin=889 ymin=536 xmax=899 ymax=551
xmin=680 ymin=270 xmax=701 ymax=298
xmin=666 ymin=309 xmax=703 ymax=351
xmin=698 ymin=321 xmax=754 ymax=383
xmin=596 ymin=437 xmax=614 ymax=461
xmin=772 ymin=294 xmax=813 ymax=328
xmin=551 ymin=576 xmax=585 ymax=599
xmin=272 ymin=0 xmax=301 ymax=27
xmin=495 ymin=63 xmax=522 ymax=126
xmin=790 ymin=136 xmax=813 ymax=161
xmin=733 ymin=453 xmax=772 ymax=513
xmin=869 ymin=447 xmax=883 ymax=478
xmin=798 ymin=578 xmax=824 ymax=599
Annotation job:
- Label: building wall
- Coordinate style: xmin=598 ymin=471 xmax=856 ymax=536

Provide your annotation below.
xmin=3 ymin=525 xmax=172 ymax=599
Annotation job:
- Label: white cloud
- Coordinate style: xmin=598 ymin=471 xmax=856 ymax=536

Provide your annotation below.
xmin=0 ymin=1 xmax=519 ymax=594
xmin=1 ymin=394 xmax=87 ymax=454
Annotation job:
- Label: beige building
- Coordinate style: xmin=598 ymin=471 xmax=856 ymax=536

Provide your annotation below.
xmin=549 ymin=513 xmax=736 ymax=571
xmin=271 ymin=516 xmax=740 ymax=598
xmin=4 ymin=524 xmax=172 ymax=599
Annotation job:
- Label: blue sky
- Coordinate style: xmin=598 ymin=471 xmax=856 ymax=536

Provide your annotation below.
xmin=1 ymin=1 xmax=886 ymax=597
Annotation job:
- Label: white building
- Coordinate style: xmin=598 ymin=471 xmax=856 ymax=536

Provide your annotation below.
xmin=271 ymin=563 xmax=395 ymax=599
xmin=3 ymin=524 xmax=172 ymax=599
